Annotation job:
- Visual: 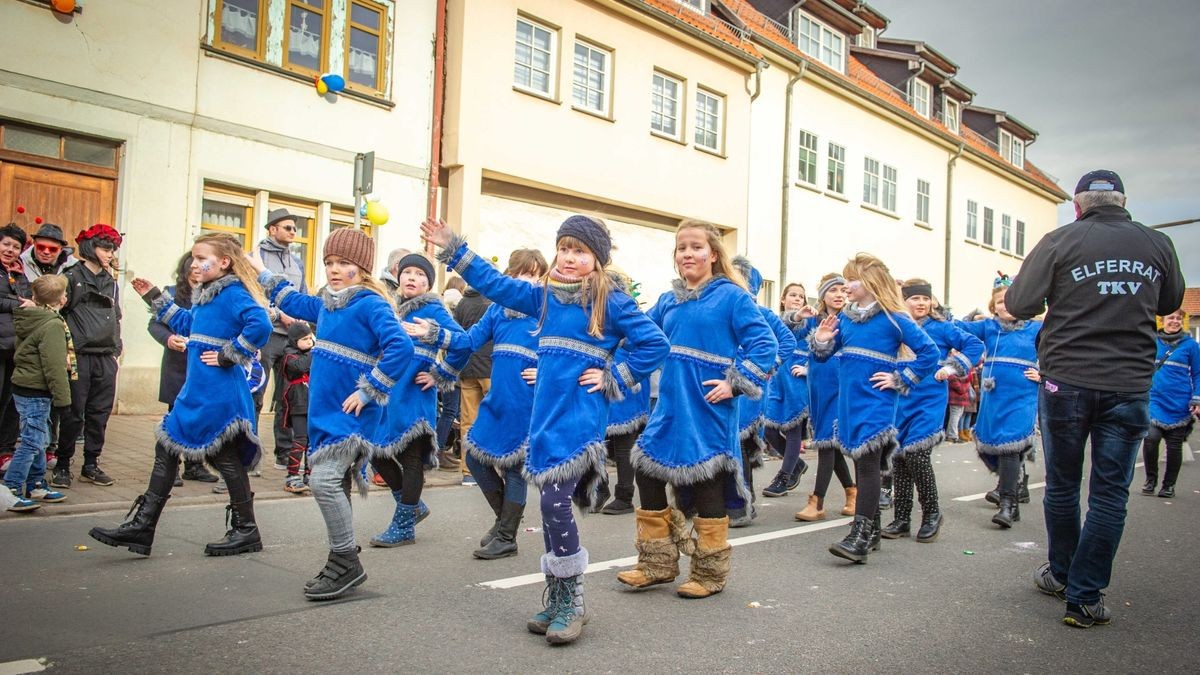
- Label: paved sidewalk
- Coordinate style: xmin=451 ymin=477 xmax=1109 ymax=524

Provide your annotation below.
xmin=2 ymin=414 xmax=467 ymax=518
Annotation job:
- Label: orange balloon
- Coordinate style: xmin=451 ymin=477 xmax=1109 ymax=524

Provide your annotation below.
xmin=50 ymin=0 xmax=76 ymax=13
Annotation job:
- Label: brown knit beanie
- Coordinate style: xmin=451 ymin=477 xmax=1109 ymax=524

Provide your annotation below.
xmin=323 ymin=227 xmax=376 ymax=272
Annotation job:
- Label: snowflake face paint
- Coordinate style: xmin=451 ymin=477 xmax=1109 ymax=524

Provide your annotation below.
xmin=324 ymin=256 xmax=361 ymax=291
xmin=190 ymin=242 xmax=229 ymax=284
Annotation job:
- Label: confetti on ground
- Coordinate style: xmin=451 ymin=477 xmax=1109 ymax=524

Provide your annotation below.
xmin=1013 ymin=541 xmax=1038 ymax=550
xmin=74 ymin=545 xmax=88 ymax=551
xmin=524 ymin=527 xmax=541 ymax=533
xmin=963 ymin=550 xmax=975 ymax=555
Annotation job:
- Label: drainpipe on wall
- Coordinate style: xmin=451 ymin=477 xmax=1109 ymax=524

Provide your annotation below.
xmin=943 ymin=141 xmax=965 ymax=306
xmin=425 ymin=0 xmax=449 ymax=256
xmin=741 ymin=59 xmax=766 ymax=258
xmin=779 ymin=60 xmax=808 ymax=289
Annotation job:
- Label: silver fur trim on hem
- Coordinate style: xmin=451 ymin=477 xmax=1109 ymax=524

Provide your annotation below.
xmin=895 ymin=430 xmax=944 ymax=457
xmin=600 ymin=366 xmax=626 ymax=402
xmin=193 ymin=274 xmax=239 ymax=306
xmin=839 ymin=427 xmax=898 ymax=459
xmin=1151 ymin=417 xmax=1195 ymax=431
xmin=738 ymin=418 xmax=764 ymax=442
xmin=355 ymin=372 xmax=389 ymax=406
xmin=765 ymin=411 xmax=809 ymax=433
xmin=606 ymin=414 xmax=647 ymax=437
xmin=809 ymin=438 xmax=840 ymax=452
xmin=725 ymin=363 xmax=763 ymax=400
xmin=259 ymin=272 xmax=286 ymax=298
xmin=379 ymin=420 xmax=436 ymax=459
xmin=807 ymin=330 xmax=835 ymax=359
xmin=463 ymin=434 xmax=527 ymax=471
xmin=154 ymin=417 xmax=260 ymax=465
xmin=219 ymin=340 xmax=253 ymax=368
xmin=523 ymin=440 xmax=609 ymax=511
xmin=541 ymin=548 xmax=589 ymax=578
xmin=632 ymin=444 xmax=753 ymax=507
xmin=975 ymin=432 xmax=1036 ymax=456
xmin=308 ymin=435 xmax=375 ymax=497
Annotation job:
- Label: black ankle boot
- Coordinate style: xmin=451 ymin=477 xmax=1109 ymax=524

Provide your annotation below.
xmin=88 ymin=492 xmax=170 ymax=556
xmin=305 ymin=548 xmax=367 ymax=601
xmin=479 ymin=490 xmax=504 ymax=547
xmin=992 ymin=495 xmax=1020 ymax=529
xmin=870 ymin=511 xmax=882 ymax=551
xmin=474 ymin=500 xmax=523 ymax=559
xmin=762 ymin=471 xmax=791 ymax=498
xmin=880 ymin=517 xmax=911 ymax=539
xmin=205 ymin=497 xmax=263 ymax=556
xmin=916 ymin=508 xmax=943 ymax=543
xmin=1018 ymin=473 xmax=1030 ymax=504
xmin=1141 ymin=479 xmax=1157 ymax=495
xmin=589 ymin=481 xmax=611 ymax=514
xmin=985 ymin=478 xmax=1001 ymax=506
xmin=829 ymin=515 xmax=874 ymax=563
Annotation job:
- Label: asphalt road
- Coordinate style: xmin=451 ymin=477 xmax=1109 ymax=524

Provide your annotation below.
xmin=1 ymin=442 xmax=1195 ymax=674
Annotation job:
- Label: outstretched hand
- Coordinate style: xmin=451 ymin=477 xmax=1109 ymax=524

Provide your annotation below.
xmin=131 ymin=277 xmax=154 ymax=297
xmin=402 ymin=317 xmax=431 ymax=338
xmin=420 ymin=218 xmax=452 ymax=249
xmin=245 ymin=249 xmax=266 ymax=274
xmin=814 ymin=314 xmax=838 ymax=343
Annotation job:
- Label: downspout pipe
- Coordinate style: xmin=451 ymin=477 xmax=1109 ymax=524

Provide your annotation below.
xmin=943 ymin=141 xmax=965 ymax=306
xmin=425 ymin=0 xmax=449 ymax=255
xmin=779 ymin=60 xmax=808 ymax=289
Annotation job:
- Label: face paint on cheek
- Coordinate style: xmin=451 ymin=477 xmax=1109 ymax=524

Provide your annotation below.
xmin=199 ymin=262 xmax=212 ymax=273
xmin=346 ymin=268 xmax=357 ymax=280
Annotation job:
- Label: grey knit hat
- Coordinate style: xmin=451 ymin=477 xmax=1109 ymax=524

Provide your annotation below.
xmin=397 ymin=252 xmax=435 ymax=285
xmin=556 ymin=215 xmax=611 ymax=267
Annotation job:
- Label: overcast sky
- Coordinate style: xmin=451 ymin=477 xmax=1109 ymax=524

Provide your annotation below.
xmin=880 ymin=0 xmax=1199 ymax=283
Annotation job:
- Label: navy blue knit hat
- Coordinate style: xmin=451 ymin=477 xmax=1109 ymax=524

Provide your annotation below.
xmin=398 ymin=252 xmax=436 ymax=285
xmin=556 ymin=215 xmax=611 ymax=267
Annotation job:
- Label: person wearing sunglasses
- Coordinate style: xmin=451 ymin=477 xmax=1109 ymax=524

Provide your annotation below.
xmin=255 ymin=208 xmax=308 ymax=471
xmin=19 ymin=223 xmax=76 ymax=283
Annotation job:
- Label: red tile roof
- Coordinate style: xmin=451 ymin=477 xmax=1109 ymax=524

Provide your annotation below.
xmin=1182 ymin=287 xmax=1200 ymax=317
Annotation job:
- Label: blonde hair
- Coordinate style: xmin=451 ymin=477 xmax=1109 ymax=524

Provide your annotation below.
xmin=815 ymin=272 xmax=845 ymax=316
xmin=506 ymin=248 xmax=549 ymax=278
xmin=193 ymin=233 xmax=267 ymax=306
xmin=902 ymin=277 xmax=946 ymax=321
xmin=359 ymin=271 xmax=397 ymax=309
xmin=844 ymin=253 xmax=912 ymax=357
xmin=538 ymin=232 xmax=614 ymax=339
xmin=675 ymin=219 xmax=748 ymax=291
xmin=31 ymin=274 xmax=67 ymax=306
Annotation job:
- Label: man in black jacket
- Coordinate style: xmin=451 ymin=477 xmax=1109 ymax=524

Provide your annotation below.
xmin=1007 ymin=170 xmax=1185 ymax=629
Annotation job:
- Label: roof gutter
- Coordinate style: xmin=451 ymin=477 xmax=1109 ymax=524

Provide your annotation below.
xmin=780 ymin=59 xmax=809 ymax=289
xmin=943 ymin=141 xmax=965 ymax=306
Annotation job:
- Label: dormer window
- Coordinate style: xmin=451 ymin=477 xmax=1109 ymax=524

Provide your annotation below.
xmin=907 ymin=78 xmax=931 ymax=118
xmin=797 ymin=12 xmax=845 ymax=72
xmin=943 ymin=96 xmax=960 ymax=132
xmin=858 ymin=27 xmax=876 ymax=49
xmin=999 ymin=129 xmax=1024 ymax=167
xmin=678 ymin=0 xmax=708 ymax=13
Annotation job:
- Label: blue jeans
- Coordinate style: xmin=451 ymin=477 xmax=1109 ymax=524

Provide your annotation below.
xmin=465 ymin=450 xmax=527 ymax=505
xmin=4 ymin=394 xmax=52 ymax=494
xmin=1039 ymin=379 xmax=1149 ymax=605
xmin=436 ymin=386 xmax=461 ymax=450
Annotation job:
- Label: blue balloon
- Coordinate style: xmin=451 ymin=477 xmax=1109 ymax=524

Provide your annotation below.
xmin=359 ymin=202 xmax=368 ymax=217
xmin=321 ymin=73 xmax=346 ymax=93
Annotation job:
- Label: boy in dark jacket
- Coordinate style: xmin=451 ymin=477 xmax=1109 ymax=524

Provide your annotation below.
xmin=4 ymin=274 xmax=74 ymax=511
xmin=282 ymin=321 xmax=314 ymax=494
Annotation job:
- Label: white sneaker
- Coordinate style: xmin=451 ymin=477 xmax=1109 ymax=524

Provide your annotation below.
xmin=28 ymin=487 xmax=67 ymax=503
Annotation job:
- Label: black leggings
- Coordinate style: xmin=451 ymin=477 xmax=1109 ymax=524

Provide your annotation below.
xmin=148 ymin=439 xmax=251 ymax=503
xmin=607 ymin=431 xmax=638 ymax=502
xmin=852 ymin=445 xmax=890 ymax=518
xmin=813 ymin=444 xmax=854 ymax=498
xmin=637 ymin=471 xmax=727 ymax=519
xmin=371 ymin=433 xmax=430 ymax=505
xmin=1144 ymin=423 xmax=1191 ymax=487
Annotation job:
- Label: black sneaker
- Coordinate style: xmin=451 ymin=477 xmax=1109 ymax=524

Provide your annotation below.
xmin=50 ymin=467 xmax=72 ymax=489
xmin=1141 ymin=479 xmax=1157 ymax=495
xmin=761 ymin=472 xmax=791 ymax=498
xmin=785 ymin=460 xmax=808 ymax=492
xmin=80 ymin=465 xmax=115 ymax=486
xmin=1064 ymin=598 xmax=1111 ymax=628
xmin=1157 ymin=484 xmax=1175 ymax=499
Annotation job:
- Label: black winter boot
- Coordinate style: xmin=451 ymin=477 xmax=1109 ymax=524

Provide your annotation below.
xmin=985 ymin=478 xmax=1001 ymax=506
xmin=1017 ymin=471 xmax=1030 ymax=504
xmin=475 ymin=500 xmax=523 ymax=559
xmin=916 ymin=508 xmax=943 ymax=543
xmin=1141 ymin=478 xmax=1157 ymax=495
xmin=992 ymin=495 xmax=1020 ymax=529
xmin=479 ymin=490 xmax=504 ymax=547
xmin=829 ymin=515 xmax=874 ymax=563
xmin=761 ymin=471 xmax=792 ymax=498
xmin=870 ymin=511 xmax=882 ymax=551
xmin=880 ymin=517 xmax=911 ymax=539
xmin=88 ymin=492 xmax=170 ymax=556
xmin=305 ymin=548 xmax=367 ymax=601
xmin=204 ymin=497 xmax=263 ymax=556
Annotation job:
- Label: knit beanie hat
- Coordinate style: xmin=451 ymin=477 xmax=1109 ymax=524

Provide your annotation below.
xmin=556 ymin=215 xmax=611 ymax=267
xmin=323 ymin=227 xmax=375 ymax=273
xmin=397 ymin=252 xmax=435 ymax=285
xmin=287 ymin=320 xmax=314 ymax=345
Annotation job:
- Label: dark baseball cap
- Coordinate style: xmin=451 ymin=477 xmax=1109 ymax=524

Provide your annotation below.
xmin=1074 ymin=169 xmax=1123 ymax=195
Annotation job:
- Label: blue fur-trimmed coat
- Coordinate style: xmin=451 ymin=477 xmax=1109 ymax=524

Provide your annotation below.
xmin=895 ymin=317 xmax=985 ymax=456
xmin=739 ymin=308 xmax=793 ymax=442
xmin=635 ymin=277 xmax=777 ymax=501
xmin=810 ymin=303 xmax=939 ymax=457
xmin=805 ymin=314 xmax=840 ymax=451
xmin=263 ymin=274 xmax=414 ymax=478
xmin=1149 ymin=332 xmax=1200 ymax=430
xmin=957 ymin=318 xmax=1042 ymax=457
xmin=384 ymin=292 xmax=466 ymax=455
xmin=150 ymin=275 xmax=271 ymax=465
xmin=442 ymin=302 xmax=539 ymax=468
xmin=439 ymin=236 xmax=669 ymax=506
xmin=765 ymin=310 xmax=810 ymax=433
xmin=607 ymin=343 xmax=652 ymax=437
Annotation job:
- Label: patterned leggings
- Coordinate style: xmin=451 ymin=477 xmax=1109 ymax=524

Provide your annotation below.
xmin=892 ymin=448 xmax=939 ymax=521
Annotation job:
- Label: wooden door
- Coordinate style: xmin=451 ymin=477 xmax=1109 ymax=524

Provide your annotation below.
xmin=0 ymin=162 xmax=116 ymax=245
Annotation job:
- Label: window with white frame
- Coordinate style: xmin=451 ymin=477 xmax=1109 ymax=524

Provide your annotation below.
xmin=677 ymin=0 xmax=708 ymax=13
xmin=983 ymin=207 xmax=994 ymax=246
xmin=858 ymin=27 xmax=876 ymax=48
xmin=650 ymin=71 xmax=682 ymax=139
xmin=916 ymin=179 xmax=930 ymax=223
xmin=797 ymin=13 xmax=845 ymax=72
xmin=514 ymin=17 xmax=556 ymax=96
xmin=827 ymin=142 xmax=845 ymax=194
xmin=797 ymin=130 xmax=818 ymax=185
xmin=999 ymin=129 xmax=1024 ymax=167
xmin=863 ymin=157 xmax=880 ymax=206
xmin=966 ymin=200 xmax=978 ymax=239
xmin=882 ymin=165 xmax=897 ymax=212
xmin=943 ymin=96 xmax=959 ymax=132
xmin=908 ymin=78 xmax=931 ymax=118
xmin=1012 ymin=137 xmax=1024 ymax=168
xmin=572 ymin=40 xmax=611 ymax=114
xmin=694 ymin=89 xmax=723 ymax=153
xmin=1016 ymin=220 xmax=1026 ymax=255
xmin=1001 ymin=214 xmax=1012 ymax=251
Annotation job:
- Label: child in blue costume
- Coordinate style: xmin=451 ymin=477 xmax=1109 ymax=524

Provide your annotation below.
xmin=795 ymin=274 xmax=857 ymax=522
xmin=599 ymin=340 xmax=652 ymax=516
xmin=810 ymin=254 xmax=939 ymax=563
xmin=423 ymin=215 xmax=669 ymax=645
xmin=762 ymin=281 xmax=814 ymax=499
xmin=372 ymin=252 xmax=466 ymax=548
xmin=881 ymin=279 xmax=984 ymax=543
xmin=724 ymin=257 xmax=791 ymax=527
xmin=411 ymin=248 xmax=548 ymax=558
xmin=617 ymin=220 xmax=775 ymax=599
xmin=90 ymin=233 xmax=271 ymax=557
xmin=254 ymin=228 xmax=414 ymax=600
xmin=957 ymin=278 xmax=1042 ymax=529
xmin=1141 ymin=309 xmax=1200 ymax=498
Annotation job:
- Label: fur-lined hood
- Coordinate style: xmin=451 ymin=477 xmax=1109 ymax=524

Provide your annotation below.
xmin=318 ymin=285 xmax=370 ymax=311
xmin=395 ymin=292 xmax=442 ymax=319
xmin=670 ymin=275 xmax=732 ymax=303
xmin=193 ymin=274 xmax=240 ymax=306
xmin=843 ymin=302 xmax=882 ymax=323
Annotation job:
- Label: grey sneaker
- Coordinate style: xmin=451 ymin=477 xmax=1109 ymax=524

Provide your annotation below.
xmin=1034 ymin=562 xmax=1066 ymax=601
xmin=1064 ymin=597 xmax=1111 ymax=628
xmin=212 ymin=479 xmax=228 ymax=494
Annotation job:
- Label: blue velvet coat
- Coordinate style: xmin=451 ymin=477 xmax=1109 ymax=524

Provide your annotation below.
xmin=957 ymin=318 xmax=1042 ymax=458
xmin=607 ymin=343 xmax=652 ymax=436
xmin=895 ymin=317 xmax=985 ymax=456
xmin=805 ymin=314 xmax=841 ymax=451
xmin=1149 ymin=333 xmax=1200 ymax=429
xmin=740 ymin=308 xmax=793 ymax=441
xmin=151 ymin=275 xmax=271 ymax=465
xmin=765 ymin=311 xmax=810 ymax=432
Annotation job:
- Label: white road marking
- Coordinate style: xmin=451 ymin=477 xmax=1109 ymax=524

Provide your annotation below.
xmin=953 ymin=462 xmax=1146 ymax=502
xmin=0 ymin=659 xmax=47 ymax=674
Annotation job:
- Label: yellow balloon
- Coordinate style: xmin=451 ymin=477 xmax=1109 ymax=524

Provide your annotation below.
xmin=316 ymin=80 xmax=329 ymax=95
xmin=365 ymin=201 xmax=389 ymax=226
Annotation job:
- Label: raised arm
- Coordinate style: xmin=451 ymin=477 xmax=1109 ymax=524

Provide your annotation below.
xmin=440 ymin=302 xmax=499 ymax=373
xmin=943 ymin=320 xmax=986 ymax=376
xmin=895 ymin=313 xmax=941 ymax=393
xmin=607 ymin=292 xmax=669 ymax=400
xmin=216 ymin=287 xmax=273 ymax=367
xmin=356 ymin=295 xmax=415 ymax=405
xmin=726 ymin=291 xmax=777 ymax=399
xmin=423 ymin=219 xmax=543 ymax=315
xmin=1006 ymin=237 xmax=1056 ymax=319
xmin=259 ymin=271 xmax=322 ymax=324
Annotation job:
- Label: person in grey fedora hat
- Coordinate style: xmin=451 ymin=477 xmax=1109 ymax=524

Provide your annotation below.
xmin=255 ymin=208 xmax=308 ymax=468
xmin=20 ymin=223 xmax=77 ymax=283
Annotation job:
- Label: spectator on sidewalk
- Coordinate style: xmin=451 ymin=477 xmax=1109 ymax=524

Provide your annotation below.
xmin=1007 ymin=169 xmax=1185 ymax=628
xmin=4 ymin=274 xmax=73 ymax=511
xmin=256 ymin=209 xmax=307 ymax=469
xmin=380 ymin=247 xmax=410 ymax=294
xmin=0 ymin=224 xmax=34 ymax=467
xmin=51 ymin=224 xmax=124 ymax=489
xmin=147 ymin=253 xmax=218 ymax=486
xmin=452 ymin=278 xmax=492 ymax=485
xmin=281 ymin=321 xmax=314 ymax=494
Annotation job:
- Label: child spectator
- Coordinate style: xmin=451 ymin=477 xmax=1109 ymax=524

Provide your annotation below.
xmin=282 ymin=321 xmax=314 ymax=493
xmin=4 ymin=274 xmax=73 ymax=511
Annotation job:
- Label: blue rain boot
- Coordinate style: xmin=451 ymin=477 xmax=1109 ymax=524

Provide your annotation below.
xmin=370 ymin=501 xmax=417 ymax=547
xmin=389 ymin=489 xmax=431 ymax=525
